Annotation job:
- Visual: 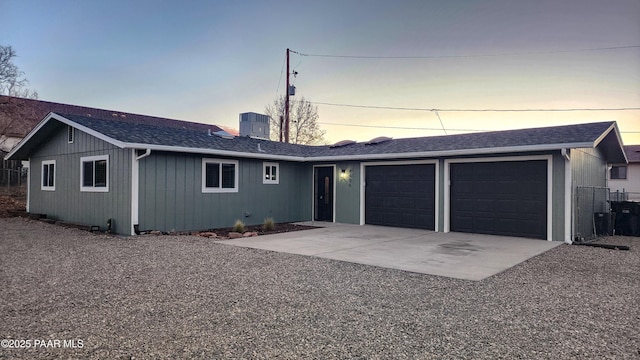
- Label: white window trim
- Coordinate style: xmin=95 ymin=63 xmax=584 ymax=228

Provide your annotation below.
xmin=41 ymin=160 xmax=56 ymax=191
xmin=201 ymin=158 xmax=239 ymax=193
xmin=68 ymin=125 xmax=75 ymax=143
xmin=263 ymin=162 xmax=279 ymax=184
xmin=80 ymin=155 xmax=109 ymax=192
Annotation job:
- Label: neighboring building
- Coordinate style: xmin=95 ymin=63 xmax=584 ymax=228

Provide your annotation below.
xmin=5 ymin=112 xmax=626 ymax=243
xmin=0 ymin=95 xmax=237 ymax=183
xmin=609 ymin=145 xmax=640 ymax=201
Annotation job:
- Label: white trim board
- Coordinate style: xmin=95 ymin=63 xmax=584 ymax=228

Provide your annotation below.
xmin=360 ymin=160 xmax=439 ymax=231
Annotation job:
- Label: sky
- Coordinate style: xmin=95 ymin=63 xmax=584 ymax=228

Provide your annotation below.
xmin=1 ymin=0 xmax=639 ymax=144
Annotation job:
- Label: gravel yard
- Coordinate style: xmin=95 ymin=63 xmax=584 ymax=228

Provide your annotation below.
xmin=1 ymin=217 xmax=639 ymax=359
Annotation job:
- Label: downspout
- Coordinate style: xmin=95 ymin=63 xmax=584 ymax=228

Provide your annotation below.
xmin=131 ymin=149 xmax=151 ymax=235
xmin=136 ymin=148 xmax=151 ymax=161
xmin=561 ymin=149 xmax=572 ymax=244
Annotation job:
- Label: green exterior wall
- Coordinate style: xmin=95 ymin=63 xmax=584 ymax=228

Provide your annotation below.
xmin=29 ymin=125 xmax=132 ymax=233
xmin=24 ymin=123 xmax=604 ymax=242
xmin=334 ymin=161 xmax=361 ymax=224
xmin=137 ymin=152 xmax=312 ymax=232
xmin=333 ymin=154 xmax=570 ymax=241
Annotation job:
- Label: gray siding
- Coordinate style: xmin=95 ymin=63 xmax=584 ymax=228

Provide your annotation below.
xmin=335 ymin=161 xmax=361 ymax=224
xmin=29 ymin=125 xmax=132 ymax=233
xmin=571 ymin=147 xmax=608 ymax=240
xmin=138 ymin=152 xmax=312 ymax=232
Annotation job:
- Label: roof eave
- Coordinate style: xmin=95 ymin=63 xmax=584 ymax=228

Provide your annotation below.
xmin=5 ymin=113 xmax=127 ymax=160
xmin=306 ymin=142 xmax=595 ymax=162
xmin=121 ymin=142 xmax=307 ymax=162
xmin=593 ymin=122 xmax=628 ymax=164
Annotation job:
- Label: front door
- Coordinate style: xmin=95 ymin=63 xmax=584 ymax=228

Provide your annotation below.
xmin=314 ymin=166 xmax=334 ymax=221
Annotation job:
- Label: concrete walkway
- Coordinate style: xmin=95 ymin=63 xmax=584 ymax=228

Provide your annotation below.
xmin=215 ymin=222 xmax=562 ymax=281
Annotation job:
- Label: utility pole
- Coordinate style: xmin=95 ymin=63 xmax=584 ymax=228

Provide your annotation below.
xmin=284 ymin=48 xmax=290 ymax=143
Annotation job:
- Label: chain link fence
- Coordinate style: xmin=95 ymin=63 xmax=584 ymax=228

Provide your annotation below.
xmin=0 ymin=168 xmax=28 ymax=187
xmin=574 ymin=186 xmax=610 ymax=241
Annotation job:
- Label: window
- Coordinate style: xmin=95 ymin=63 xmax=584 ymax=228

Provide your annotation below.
xmin=263 ymin=162 xmax=279 ymax=184
xmin=202 ymin=158 xmax=238 ymax=193
xmin=68 ymin=125 xmax=74 ymax=143
xmin=81 ymin=155 xmax=109 ymax=192
xmin=610 ymin=165 xmax=627 ymax=180
xmin=41 ymin=160 xmax=55 ymax=191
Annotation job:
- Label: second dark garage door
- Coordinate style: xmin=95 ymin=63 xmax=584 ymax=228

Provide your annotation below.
xmin=450 ymin=160 xmax=547 ymax=239
xmin=365 ymin=164 xmax=435 ymax=230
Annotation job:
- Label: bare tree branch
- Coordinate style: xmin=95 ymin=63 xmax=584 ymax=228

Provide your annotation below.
xmin=0 ymin=45 xmax=38 ymax=99
xmin=264 ymin=96 xmax=326 ymax=145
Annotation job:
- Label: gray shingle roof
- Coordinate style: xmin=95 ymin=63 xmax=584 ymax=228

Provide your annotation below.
xmin=6 ymin=110 xmax=624 ymax=163
xmin=0 ymin=95 xmax=227 ymax=137
xmin=624 ymin=145 xmax=640 ymax=163
xmin=63 ymin=112 xmax=617 ymax=159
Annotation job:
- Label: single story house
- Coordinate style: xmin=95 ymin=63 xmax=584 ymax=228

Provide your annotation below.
xmin=609 ymin=145 xmax=640 ymax=201
xmin=5 ymin=111 xmax=627 ymax=243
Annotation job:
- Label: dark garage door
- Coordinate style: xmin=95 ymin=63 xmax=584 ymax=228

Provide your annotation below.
xmin=365 ymin=164 xmax=435 ymax=230
xmin=450 ymin=160 xmax=547 ymax=239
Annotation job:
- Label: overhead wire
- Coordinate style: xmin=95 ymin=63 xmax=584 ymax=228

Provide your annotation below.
xmin=292 ymin=45 xmax=640 ymax=59
xmin=317 ymin=121 xmax=640 ymax=134
xmin=310 ymin=101 xmax=640 ymax=112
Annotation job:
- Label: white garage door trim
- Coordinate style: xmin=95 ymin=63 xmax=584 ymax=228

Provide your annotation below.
xmin=444 ymin=155 xmax=553 ymax=241
xmin=360 ymin=160 xmax=440 ymax=231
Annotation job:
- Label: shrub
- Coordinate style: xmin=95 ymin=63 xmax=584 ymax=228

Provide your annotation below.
xmin=233 ymin=219 xmax=245 ymax=233
xmin=263 ymin=217 xmax=275 ymax=232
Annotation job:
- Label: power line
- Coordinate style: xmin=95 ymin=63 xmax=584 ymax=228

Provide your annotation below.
xmin=317 ymin=121 xmax=640 ymax=134
xmin=275 ymin=53 xmax=286 ymax=97
xmin=310 ymin=101 xmax=640 ymax=112
xmin=291 ymin=45 xmax=640 ymax=59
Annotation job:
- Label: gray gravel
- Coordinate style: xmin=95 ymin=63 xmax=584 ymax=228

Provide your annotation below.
xmin=1 ymin=217 xmax=639 ymax=359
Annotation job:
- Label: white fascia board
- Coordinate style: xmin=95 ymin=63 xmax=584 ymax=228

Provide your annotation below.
xmin=121 ymin=142 xmax=306 ymax=162
xmin=594 ymin=122 xmax=628 ymax=164
xmin=51 ymin=114 xmax=127 ymax=148
xmin=306 ymin=143 xmax=594 ymax=162
xmin=4 ymin=112 xmax=56 ymax=160
xmin=4 ymin=113 xmax=126 ymax=160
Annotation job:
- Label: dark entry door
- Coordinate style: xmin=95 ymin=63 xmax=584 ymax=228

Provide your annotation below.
xmin=450 ymin=160 xmax=547 ymax=239
xmin=314 ymin=166 xmax=334 ymax=221
xmin=365 ymin=164 xmax=436 ymax=230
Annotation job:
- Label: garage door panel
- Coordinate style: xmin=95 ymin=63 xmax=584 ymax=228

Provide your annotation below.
xmin=366 ymin=164 xmax=435 ymax=230
xmin=450 ymin=160 xmax=547 ymax=239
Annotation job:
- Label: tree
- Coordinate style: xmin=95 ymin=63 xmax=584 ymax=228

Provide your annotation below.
xmin=264 ymin=96 xmax=326 ymax=145
xmin=0 ymin=45 xmax=38 ymax=99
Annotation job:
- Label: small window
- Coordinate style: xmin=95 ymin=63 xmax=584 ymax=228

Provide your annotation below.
xmin=68 ymin=125 xmax=74 ymax=143
xmin=81 ymin=155 xmax=109 ymax=192
xmin=263 ymin=162 xmax=279 ymax=184
xmin=41 ymin=160 xmax=56 ymax=191
xmin=202 ymin=158 xmax=238 ymax=193
xmin=610 ymin=166 xmax=627 ymax=180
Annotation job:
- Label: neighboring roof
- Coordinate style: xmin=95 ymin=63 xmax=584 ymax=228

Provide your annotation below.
xmin=0 ymin=95 xmax=225 ymax=137
xmin=6 ymin=112 xmax=628 ymax=164
xmin=624 ymin=145 xmax=640 ymax=163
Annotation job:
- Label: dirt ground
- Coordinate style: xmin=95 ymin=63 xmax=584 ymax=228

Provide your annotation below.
xmin=0 ymin=185 xmax=26 ymax=218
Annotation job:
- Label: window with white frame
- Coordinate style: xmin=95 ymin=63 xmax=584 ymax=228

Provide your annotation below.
xmin=202 ymin=158 xmax=238 ymax=193
xmin=81 ymin=155 xmax=109 ymax=192
xmin=41 ymin=160 xmax=56 ymax=191
xmin=68 ymin=125 xmax=75 ymax=143
xmin=263 ymin=162 xmax=279 ymax=184
xmin=610 ymin=165 xmax=627 ymax=180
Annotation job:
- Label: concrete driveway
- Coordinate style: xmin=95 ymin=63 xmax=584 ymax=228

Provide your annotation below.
xmin=216 ymin=222 xmax=562 ymax=281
